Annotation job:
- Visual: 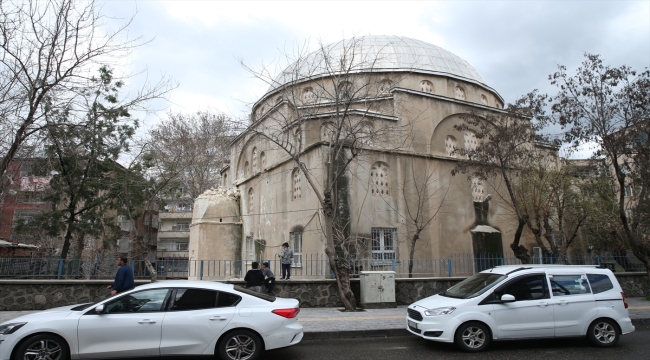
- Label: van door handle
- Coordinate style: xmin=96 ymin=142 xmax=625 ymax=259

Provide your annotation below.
xmin=556 ymin=300 xmax=568 ymax=306
xmin=537 ymin=302 xmax=549 ymax=307
xmin=209 ymin=316 xmax=227 ymax=321
xmin=138 ymin=319 xmax=156 ymax=324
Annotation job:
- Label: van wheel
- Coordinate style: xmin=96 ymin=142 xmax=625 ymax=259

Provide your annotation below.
xmin=454 ymin=322 xmax=491 ymax=352
xmin=13 ymin=333 xmax=70 ymax=360
xmin=218 ymin=329 xmax=263 ymax=360
xmin=587 ymin=318 xmax=620 ymax=347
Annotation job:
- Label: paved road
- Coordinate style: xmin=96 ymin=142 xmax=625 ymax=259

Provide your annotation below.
xmin=89 ymin=325 xmax=648 ymax=360
xmin=260 ymin=326 xmax=650 ymax=360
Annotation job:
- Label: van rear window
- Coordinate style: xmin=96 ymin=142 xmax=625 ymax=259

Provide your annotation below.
xmin=587 ymin=274 xmax=614 ymax=294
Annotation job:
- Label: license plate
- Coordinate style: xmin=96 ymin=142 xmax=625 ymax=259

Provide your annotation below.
xmin=408 ymin=320 xmax=418 ymax=329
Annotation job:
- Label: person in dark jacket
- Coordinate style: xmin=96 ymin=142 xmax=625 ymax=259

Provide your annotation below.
xmin=261 ymin=262 xmax=275 ymax=295
xmin=244 ymin=262 xmax=265 ymax=292
xmin=106 ymin=256 xmax=135 ymax=296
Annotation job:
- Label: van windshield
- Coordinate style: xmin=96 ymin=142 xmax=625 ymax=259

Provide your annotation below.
xmin=441 ymin=273 xmax=506 ymax=299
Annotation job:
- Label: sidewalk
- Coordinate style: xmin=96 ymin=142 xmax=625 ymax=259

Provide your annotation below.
xmin=1 ymin=298 xmax=649 ymax=339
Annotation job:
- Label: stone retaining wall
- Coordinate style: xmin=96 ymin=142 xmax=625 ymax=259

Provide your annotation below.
xmin=1 ymin=273 xmax=647 ymax=310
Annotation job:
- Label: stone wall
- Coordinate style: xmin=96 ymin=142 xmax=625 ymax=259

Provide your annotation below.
xmin=1 ymin=273 xmax=647 ymax=311
xmin=0 ymin=280 xmax=150 ymax=311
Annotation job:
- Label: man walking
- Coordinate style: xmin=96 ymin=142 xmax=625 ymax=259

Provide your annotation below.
xmin=106 ymin=256 xmax=134 ymax=296
xmin=278 ymin=242 xmax=294 ymax=280
xmin=261 ymin=262 xmax=275 ymax=295
xmin=244 ymin=261 xmax=265 ymax=292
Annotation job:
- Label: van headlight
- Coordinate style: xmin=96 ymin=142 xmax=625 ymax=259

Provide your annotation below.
xmin=0 ymin=322 xmax=27 ymax=335
xmin=424 ymin=307 xmax=456 ymax=316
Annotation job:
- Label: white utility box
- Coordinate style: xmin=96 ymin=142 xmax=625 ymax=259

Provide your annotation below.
xmin=359 ymin=271 xmax=396 ymax=308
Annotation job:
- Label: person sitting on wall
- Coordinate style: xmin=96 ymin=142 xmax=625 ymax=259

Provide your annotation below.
xmin=261 ymin=262 xmax=276 ymax=295
xmin=244 ymin=261 xmax=265 ymax=292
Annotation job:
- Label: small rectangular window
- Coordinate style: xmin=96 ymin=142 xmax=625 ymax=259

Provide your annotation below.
xmin=217 ymin=291 xmax=242 ymax=307
xmin=171 ymin=288 xmax=217 ymax=311
xmin=587 ymin=274 xmax=614 ymax=294
xmin=550 ymin=274 xmax=591 ymax=296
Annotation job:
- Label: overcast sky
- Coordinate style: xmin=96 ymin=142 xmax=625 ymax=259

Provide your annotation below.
xmin=102 ymin=0 xmax=650 ymax=137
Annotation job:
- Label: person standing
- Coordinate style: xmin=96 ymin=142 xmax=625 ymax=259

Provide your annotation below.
xmin=106 ymin=256 xmax=134 ymax=296
xmin=261 ymin=262 xmax=275 ymax=295
xmin=278 ymin=242 xmax=294 ymax=280
xmin=244 ymin=262 xmax=265 ymax=292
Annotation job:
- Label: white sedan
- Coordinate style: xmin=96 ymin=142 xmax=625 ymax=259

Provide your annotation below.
xmin=0 ymin=280 xmax=303 ymax=360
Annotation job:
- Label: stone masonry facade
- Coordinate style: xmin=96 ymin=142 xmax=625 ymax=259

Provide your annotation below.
xmin=0 ymin=274 xmax=647 ymax=311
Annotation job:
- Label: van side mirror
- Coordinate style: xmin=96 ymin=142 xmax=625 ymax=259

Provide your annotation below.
xmin=500 ymin=294 xmax=516 ymax=303
xmin=94 ymin=304 xmax=105 ymax=314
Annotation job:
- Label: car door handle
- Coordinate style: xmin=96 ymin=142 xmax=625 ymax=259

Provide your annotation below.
xmin=556 ymin=300 xmax=569 ymax=306
xmin=209 ymin=316 xmax=227 ymax=321
xmin=138 ymin=319 xmax=156 ymax=324
xmin=537 ymin=302 xmax=549 ymax=307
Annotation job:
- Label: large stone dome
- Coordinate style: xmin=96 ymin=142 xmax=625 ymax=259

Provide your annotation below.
xmin=269 ymin=35 xmax=487 ymax=91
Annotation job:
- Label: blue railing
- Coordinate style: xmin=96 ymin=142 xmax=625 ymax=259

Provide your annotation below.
xmin=0 ymin=252 xmax=646 ymax=279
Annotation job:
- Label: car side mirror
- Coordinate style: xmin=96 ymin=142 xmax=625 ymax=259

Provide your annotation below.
xmin=500 ymin=294 xmax=516 ymax=303
xmin=94 ymin=304 xmax=105 ymax=314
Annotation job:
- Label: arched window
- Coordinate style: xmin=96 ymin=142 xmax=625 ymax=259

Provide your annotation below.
xmin=260 ymin=151 xmax=266 ymax=169
xmin=455 ymin=86 xmax=465 ymax=100
xmin=464 ymin=130 xmax=479 ymax=152
xmin=244 ymin=161 xmax=250 ymax=177
xmin=292 ymin=168 xmax=302 ymax=200
xmin=258 ymin=105 xmax=266 ymax=117
xmin=252 ymin=148 xmax=258 ymax=173
xmin=293 ymin=128 xmax=301 ymax=151
xmin=248 ymin=188 xmax=254 ymax=214
xmin=302 ymin=87 xmax=316 ymax=103
xmin=420 ymin=80 xmax=433 ymax=93
xmin=276 ymin=96 xmax=283 ymax=105
xmin=445 ymin=135 xmax=457 ymax=157
xmin=223 ymin=173 xmax=228 ymax=186
xmin=480 ymin=94 xmax=488 ymax=106
xmin=496 ymin=102 xmax=502 ymax=109
xmin=370 ymin=162 xmax=390 ymax=196
xmin=338 ymin=81 xmax=353 ymax=100
xmin=470 ymin=176 xmax=485 ymax=202
xmin=359 ymin=123 xmax=373 ymax=146
xmin=322 ymin=122 xmax=336 ymax=141
xmin=378 ymin=79 xmax=392 ymax=95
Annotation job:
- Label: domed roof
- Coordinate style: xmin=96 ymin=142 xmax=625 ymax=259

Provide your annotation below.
xmin=269 ymin=35 xmax=488 ymax=91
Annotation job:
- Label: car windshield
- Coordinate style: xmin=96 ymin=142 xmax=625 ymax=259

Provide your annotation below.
xmin=71 ymin=302 xmax=98 ymax=311
xmin=441 ymin=273 xmax=506 ymax=299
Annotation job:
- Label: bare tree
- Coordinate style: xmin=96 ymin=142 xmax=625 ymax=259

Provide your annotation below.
xmin=239 ymin=38 xmax=408 ymax=310
xmin=452 ymin=91 xmax=553 ymax=263
xmin=550 ymin=54 xmax=650 ymax=276
xmin=0 ymin=0 xmax=171 ymax=196
xmin=398 ymin=160 xmax=448 ymax=277
xmin=146 ymin=111 xmax=235 ymax=202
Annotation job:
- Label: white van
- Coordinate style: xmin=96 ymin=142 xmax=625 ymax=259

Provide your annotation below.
xmin=406 ymin=265 xmax=635 ymax=352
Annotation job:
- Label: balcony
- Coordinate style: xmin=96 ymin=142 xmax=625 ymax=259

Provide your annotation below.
xmin=158 ymin=231 xmax=190 ymax=239
xmin=158 ymin=212 xmax=193 ymax=220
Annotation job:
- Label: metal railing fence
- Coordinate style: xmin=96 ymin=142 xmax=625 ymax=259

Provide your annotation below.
xmin=0 ymin=252 xmax=646 ymax=280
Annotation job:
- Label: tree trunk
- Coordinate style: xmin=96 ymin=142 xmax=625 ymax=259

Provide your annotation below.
xmin=510 ymin=220 xmax=531 ymax=263
xmin=408 ymin=231 xmax=420 ymax=279
xmin=323 ymin=190 xmax=356 ymax=310
xmin=60 ymin=212 xmax=77 ymax=260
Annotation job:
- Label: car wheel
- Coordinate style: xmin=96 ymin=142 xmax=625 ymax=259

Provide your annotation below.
xmin=218 ymin=329 xmax=263 ymax=360
xmin=13 ymin=333 xmax=70 ymax=360
xmin=587 ymin=318 xmax=620 ymax=347
xmin=454 ymin=322 xmax=491 ymax=352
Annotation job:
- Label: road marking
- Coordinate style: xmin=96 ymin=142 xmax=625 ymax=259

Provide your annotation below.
xmin=298 ymin=315 xmax=405 ymax=322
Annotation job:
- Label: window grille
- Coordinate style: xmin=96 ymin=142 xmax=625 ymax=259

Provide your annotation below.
xmin=252 ymin=148 xmax=258 ymax=173
xmin=370 ymin=162 xmax=390 ymax=196
xmin=290 ymin=232 xmax=302 ymax=267
xmin=420 ymin=80 xmax=433 ymax=93
xmin=292 ymin=169 xmax=302 ymax=200
xmin=371 ymin=228 xmax=396 ymax=265
xmin=445 ymin=136 xmax=457 ymax=157
xmin=470 ymin=176 xmax=485 ymax=202
xmin=172 ymin=222 xmax=190 ymax=231
xmin=248 ymin=188 xmax=254 ymax=214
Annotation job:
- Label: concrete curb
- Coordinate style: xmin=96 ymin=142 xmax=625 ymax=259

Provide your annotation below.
xmin=302 ymin=318 xmax=650 ymax=340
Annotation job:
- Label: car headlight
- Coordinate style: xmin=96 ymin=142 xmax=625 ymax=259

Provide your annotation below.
xmin=0 ymin=322 xmax=27 ymax=335
xmin=424 ymin=307 xmax=456 ymax=316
